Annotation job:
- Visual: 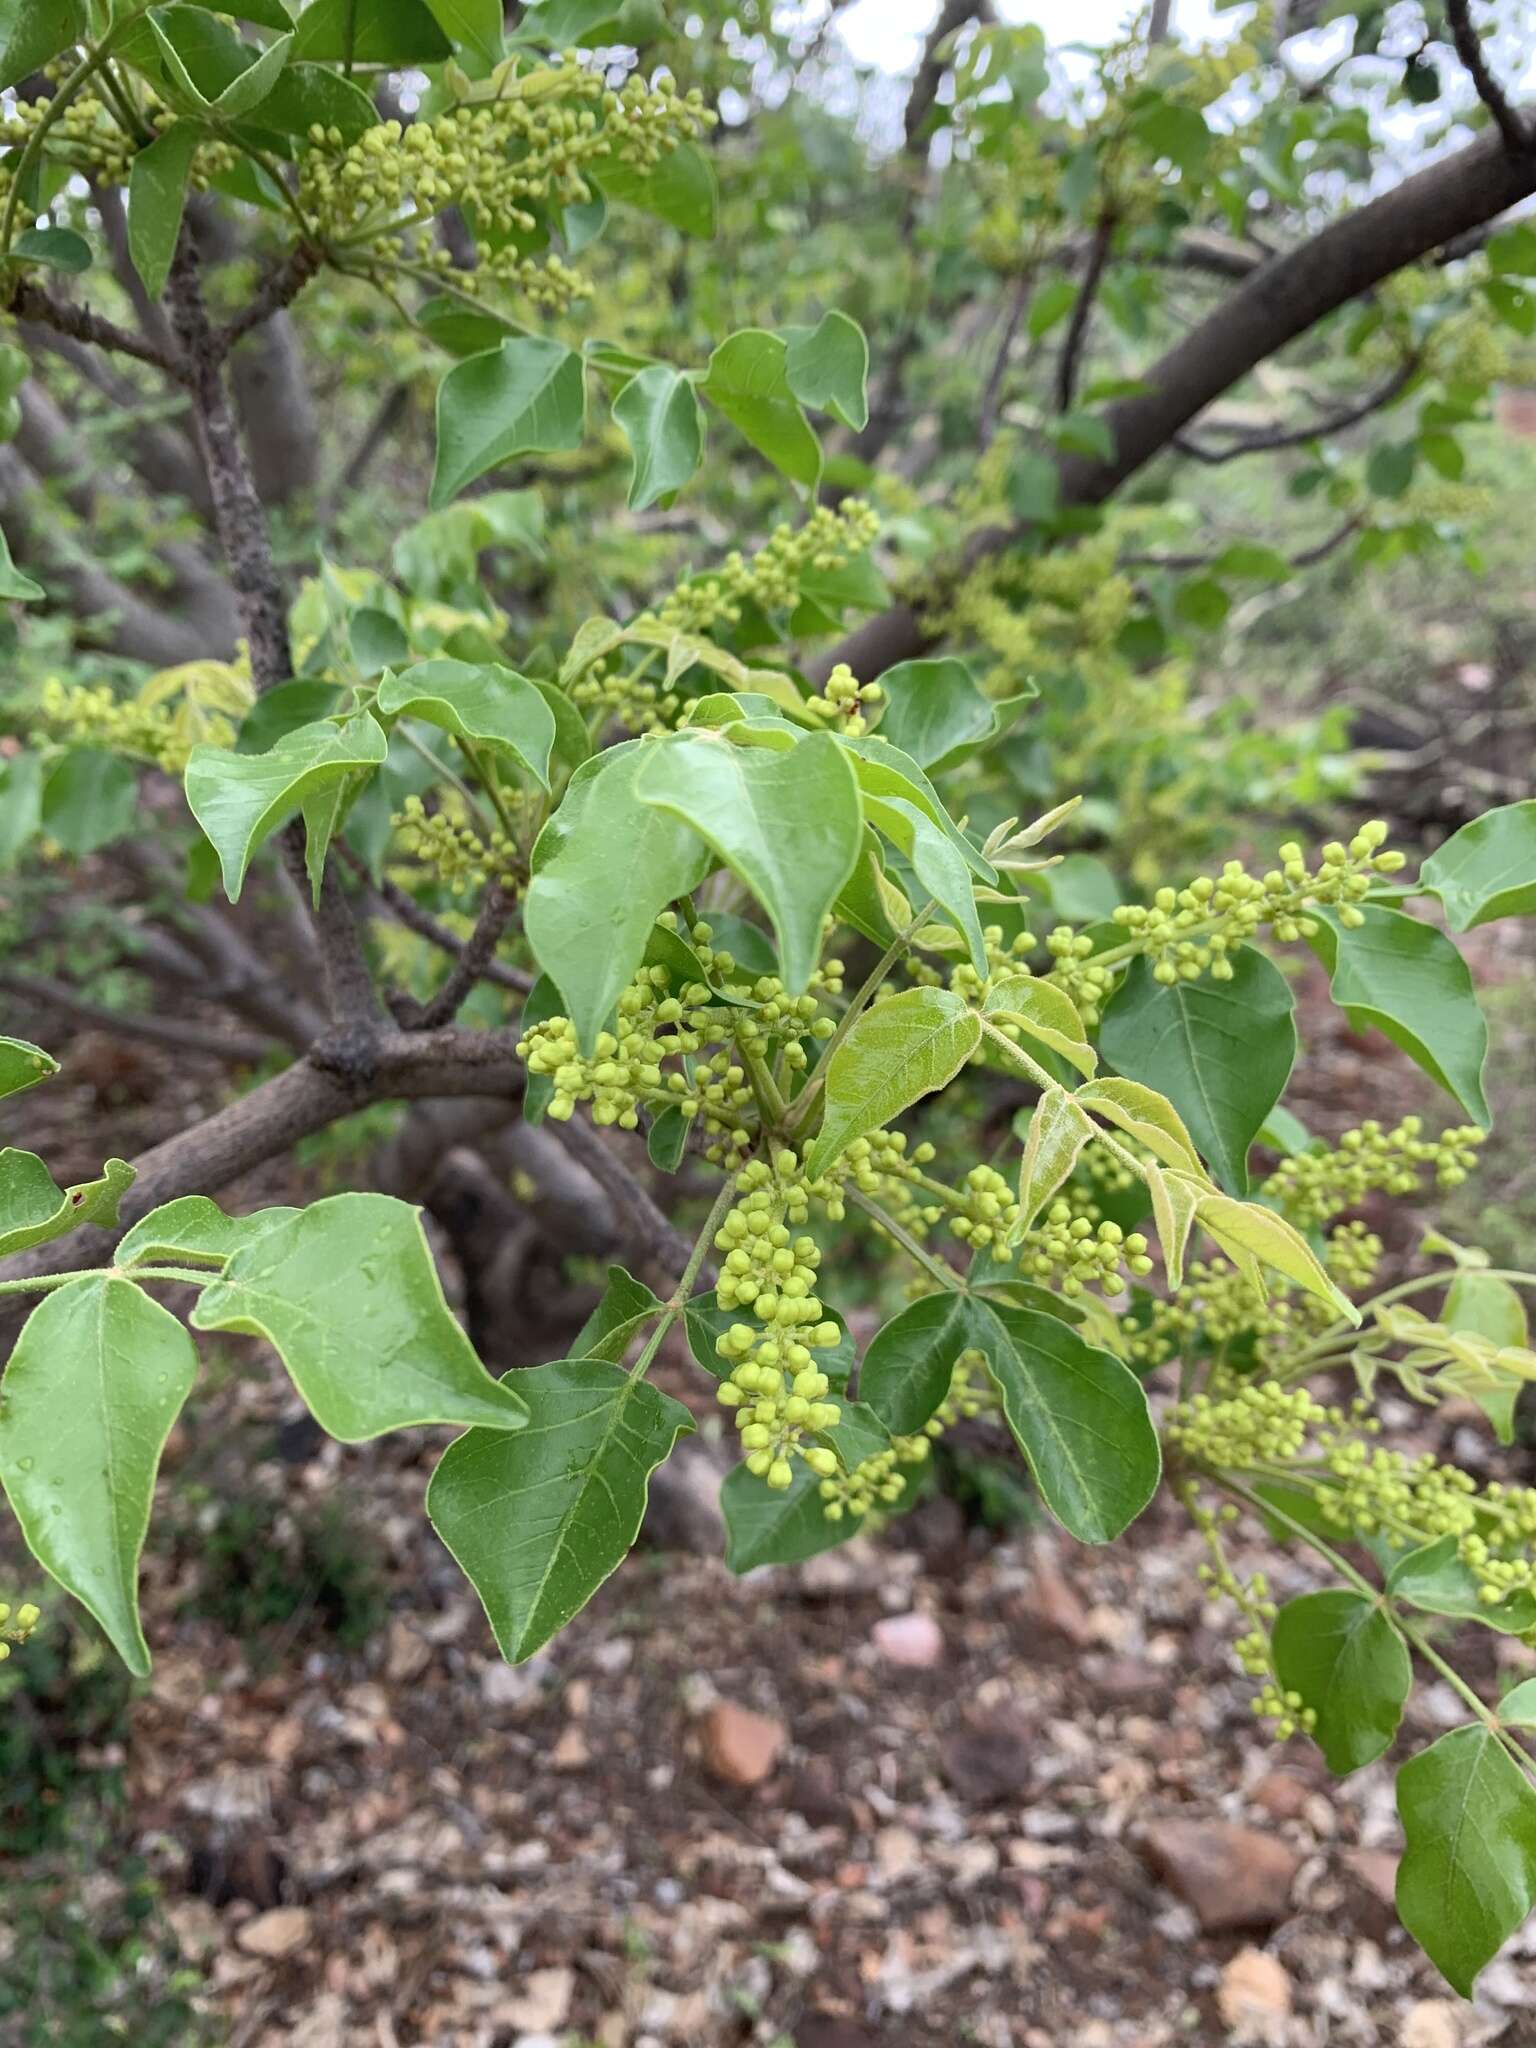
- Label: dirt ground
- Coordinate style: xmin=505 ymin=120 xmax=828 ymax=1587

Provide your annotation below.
xmin=3 ymin=939 xmax=1535 ymax=2048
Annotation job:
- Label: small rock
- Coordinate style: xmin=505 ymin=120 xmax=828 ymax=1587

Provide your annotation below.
xmin=1341 ymin=1846 xmax=1399 ymax=1937
xmin=1015 ymin=1558 xmax=1093 ymax=1647
xmin=501 ymin=1966 xmax=575 ymax=2032
xmin=870 ymin=1611 xmax=944 ymax=1668
xmin=1138 ymin=1819 xmax=1300 ymax=1932
xmin=1091 ymin=1656 xmax=1162 ymax=1703
xmin=700 ymin=1700 xmax=787 ymax=1787
xmin=1217 ymin=1947 xmax=1291 ymax=2042
xmin=943 ymin=1706 xmax=1034 ymax=1805
xmin=874 ymin=1825 xmax=922 ymax=1878
xmin=550 ymin=1724 xmax=590 ymax=1770
xmin=236 ymin=1906 xmax=312 ymax=1959
xmin=1402 ymin=2000 xmax=1462 ymax=2048
xmin=1251 ymin=1770 xmax=1310 ymax=1822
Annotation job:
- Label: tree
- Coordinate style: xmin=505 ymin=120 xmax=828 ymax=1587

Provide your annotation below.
xmin=1 ymin=0 xmax=1535 ymax=1999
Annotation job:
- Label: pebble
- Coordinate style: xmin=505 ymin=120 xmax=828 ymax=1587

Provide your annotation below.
xmin=870 ymin=1611 xmax=944 ymax=1667
xmin=1138 ymin=1818 xmax=1301 ymax=1932
xmin=1217 ymin=1947 xmax=1292 ymax=2041
xmin=700 ymin=1699 xmax=787 ymax=1786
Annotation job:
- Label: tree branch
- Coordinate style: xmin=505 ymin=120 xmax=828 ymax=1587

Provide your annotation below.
xmin=214 ymin=241 xmax=325 ymax=358
xmin=554 ymin=1114 xmax=699 ymax=1278
xmin=5 ymin=278 xmax=189 ymax=383
xmin=0 ymin=971 xmax=275 ymax=1064
xmin=1056 ymin=214 xmax=1113 ymax=413
xmin=1172 ymin=356 xmax=1417 ymax=463
xmin=1445 ymin=0 xmax=1529 ymax=157
xmin=336 ymin=844 xmax=535 ymax=997
xmin=396 ymin=884 xmax=518 ymax=1030
xmin=978 ymin=274 xmax=1032 ymax=445
xmin=1122 ymin=512 xmax=1362 ymax=573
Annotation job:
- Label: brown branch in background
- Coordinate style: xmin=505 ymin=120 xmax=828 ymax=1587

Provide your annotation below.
xmin=319 ymin=380 xmax=412 ymax=531
xmin=397 ymin=884 xmax=519 ymax=1030
xmin=1055 ymin=215 xmax=1114 ymax=413
xmin=336 ymin=844 xmax=535 ymax=999
xmin=1445 ymin=0 xmax=1530 ymax=157
xmin=1173 ymin=357 xmax=1417 ymax=463
xmin=6 ymin=278 xmax=189 ymax=382
xmin=1122 ymin=513 xmax=1362 ymax=573
xmin=214 ymin=241 xmax=325 ymax=358
xmin=903 ymin=0 xmax=989 ymax=154
xmin=554 ymin=1113 xmax=702 ymax=1280
xmin=0 ymin=971 xmax=276 ymax=1065
xmin=977 ymin=273 xmax=1033 ymax=445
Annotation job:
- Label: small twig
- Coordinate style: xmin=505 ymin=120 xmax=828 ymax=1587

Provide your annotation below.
xmin=335 ymin=843 xmax=535 ymax=996
xmin=398 ymin=884 xmax=518 ymax=1030
xmin=1173 ymin=358 xmax=1417 ymax=464
xmin=1055 ymin=213 xmax=1114 ymax=414
xmin=214 ymin=242 xmax=325 ymax=358
xmin=555 ymin=1114 xmax=701 ymax=1279
xmin=978 ymin=273 xmax=1033 ymax=446
xmin=0 ymin=970 xmax=275 ymax=1064
xmin=1122 ymin=513 xmax=1362 ymax=574
xmin=5 ymin=279 xmax=189 ymax=383
xmin=1445 ymin=0 xmax=1529 ymax=157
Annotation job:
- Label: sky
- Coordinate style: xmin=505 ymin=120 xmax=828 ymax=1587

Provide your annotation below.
xmin=834 ymin=0 xmax=1237 ymax=71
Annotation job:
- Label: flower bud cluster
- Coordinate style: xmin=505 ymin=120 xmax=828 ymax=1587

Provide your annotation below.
xmin=0 ymin=91 xmax=133 ymax=196
xmin=1261 ymin=1116 xmax=1483 ymax=1232
xmin=712 ymin=1151 xmax=845 ymax=1489
xmin=393 ymin=795 xmax=517 ymax=894
xmin=37 ymin=679 xmax=189 ymax=771
xmin=971 ymin=1177 xmax=1153 ymax=1295
xmin=0 ymin=1599 xmax=41 ymax=1662
xmin=805 ymin=663 xmax=883 ymax=737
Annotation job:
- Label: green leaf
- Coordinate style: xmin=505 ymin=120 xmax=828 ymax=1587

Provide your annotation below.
xmin=184 ymin=712 xmax=386 ymax=902
xmin=636 ymin=732 xmax=861 ymax=995
xmin=1007 ymin=449 xmax=1061 ymax=524
xmin=0 ymin=1150 xmax=134 ymax=1260
xmin=41 ymin=748 xmax=137 ymax=856
xmin=0 ymin=1275 xmax=196 ymax=1675
xmin=1308 ymin=905 xmax=1489 ymax=1129
xmin=685 ymin=1291 xmax=854 ymax=1388
xmin=646 ymin=1103 xmax=689 ymax=1173
xmin=1132 ymin=98 xmax=1210 ymax=174
xmin=1396 ymin=1724 xmax=1536 ymax=1997
xmin=1144 ymin=1159 xmax=1200 ymax=1289
xmin=863 ymin=792 xmax=987 ymax=978
xmin=1027 ymin=277 xmax=1079 ymax=338
xmin=0 ymin=0 xmax=87 ymax=92
xmin=592 ymin=140 xmax=716 ymax=238
xmin=721 ymin=1456 xmax=856 ymax=1571
xmin=249 ymin=59 xmax=378 ymax=143
xmin=859 ymin=1293 xmax=977 ymax=1436
xmin=965 ymin=1299 xmax=1160 ymax=1543
xmin=1417 ymin=801 xmax=1536 ymax=932
xmin=1098 ymin=950 xmax=1296 ymax=1193
xmin=1497 ymin=1679 xmax=1536 ymax=1730
xmin=291 ymin=0 xmax=451 ymax=61
xmin=806 ymin=987 xmax=981 ymax=1181
xmin=427 ymin=1359 xmax=693 ymax=1661
xmin=515 ymin=0 xmax=624 ymax=46
xmin=12 ymin=226 xmax=92 ymax=273
xmin=1270 ymin=1589 xmax=1410 ymax=1774
xmin=569 ymin=1266 xmax=664 ymax=1364
xmin=983 ymin=977 xmax=1096 ymax=1080
xmin=127 ymin=122 xmax=201 ymax=300
xmin=116 ymin=1195 xmax=298 ymax=1269
xmin=700 ymin=330 xmax=821 ymax=489
xmin=612 ymin=364 xmax=704 ymax=510
xmin=0 ymin=1036 xmax=56 ymax=1102
xmin=1387 ymin=1535 xmax=1536 ymax=1635
xmin=0 ymin=525 xmax=43 ymax=602
xmin=1366 ymin=441 xmax=1416 ymax=497
xmin=191 ymin=1193 xmax=528 ymax=1441
xmin=873 ymin=658 xmax=1001 ymax=773
xmin=1013 ymin=1087 xmax=1095 ymax=1234
xmin=525 ymin=743 xmax=710 ymax=1053
xmin=836 ymin=735 xmax=996 ymax=883
xmin=431 ymin=338 xmax=586 ymax=509
xmin=422 ymin=0 xmax=501 ymax=61
xmin=1074 ymin=1075 xmax=1202 ymax=1173
xmin=783 ymin=310 xmax=869 ymax=431
xmin=1191 ymin=1184 xmax=1358 ymax=1322
xmin=376 ymin=659 xmax=554 ymax=789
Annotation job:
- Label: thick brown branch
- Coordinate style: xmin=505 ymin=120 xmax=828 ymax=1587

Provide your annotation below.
xmin=1445 ymin=0 xmax=1529 ymax=157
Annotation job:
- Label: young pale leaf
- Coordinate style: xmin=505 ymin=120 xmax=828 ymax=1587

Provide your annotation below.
xmin=636 ymin=732 xmax=861 ymax=995
xmin=783 ymin=310 xmax=870 ymax=431
xmin=0 ymin=1275 xmax=196 ymax=1675
xmin=593 ymin=140 xmax=717 ymax=237
xmin=1143 ymin=1160 xmax=1200 ymax=1289
xmin=863 ymin=792 xmax=987 ymax=977
xmin=428 ymin=1359 xmax=693 ymax=1661
xmin=806 ymin=987 xmax=982 ymax=1181
xmin=1193 ymin=1186 xmax=1358 ymax=1322
xmin=431 ymin=338 xmax=586 ymax=509
xmin=721 ymin=1457 xmax=858 ymax=1571
xmin=116 ymin=1196 xmax=298 ymax=1270
xmin=1387 ymin=1535 xmax=1536 ymax=1635
xmin=1417 ymin=800 xmax=1536 ymax=933
xmin=1270 ymin=1589 xmax=1411 ymax=1774
xmin=837 ymin=735 xmax=997 ymax=883
xmin=873 ymin=657 xmax=1000 ymax=773
xmin=292 ymin=0 xmax=452 ymax=62
xmin=525 ymin=744 xmax=711 ymax=1053
xmin=1098 ymin=950 xmax=1297 ymax=1192
xmin=1396 ymin=1724 xmax=1536 ymax=1997
xmin=984 ymin=977 xmax=1097 ymax=1080
xmin=42 ymin=749 xmax=138 ymax=856
xmin=1074 ymin=1075 xmax=1203 ymax=1173
xmin=612 ymin=364 xmax=705 ymax=510
xmin=0 ymin=525 xmax=43 ymax=602
xmin=859 ymin=1292 xmax=978 ymax=1436
xmin=569 ymin=1267 xmax=664 ymax=1364
xmin=1309 ymin=905 xmax=1489 ymax=1128
xmin=0 ymin=1037 xmax=57 ymax=1102
xmin=191 ymin=1194 xmax=528 ymax=1441
xmin=127 ymin=122 xmax=201 ymax=300
xmin=1497 ymin=1680 xmax=1536 ymax=1731
xmin=376 ymin=659 xmax=555 ymax=789
xmin=965 ymin=1299 xmax=1160 ymax=1544
xmin=0 ymin=0 xmax=87 ymax=91
xmin=700 ymin=330 xmax=821 ymax=488
xmin=0 ymin=1150 xmax=134 ymax=1261
xmin=1012 ymin=1088 xmax=1096 ymax=1236
xmin=185 ymin=712 xmax=387 ymax=901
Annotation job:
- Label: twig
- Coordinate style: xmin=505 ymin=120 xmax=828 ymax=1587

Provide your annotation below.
xmin=398 ymin=884 xmax=518 ymax=1030
xmin=335 ymin=845 xmax=535 ymax=996
xmin=555 ymin=1114 xmax=700 ymax=1279
xmin=1173 ymin=358 xmax=1417 ymax=464
xmin=1122 ymin=513 xmax=1362 ymax=573
xmin=1055 ymin=213 xmax=1114 ymax=413
xmin=0 ymin=970 xmax=275 ymax=1064
xmin=1445 ymin=0 xmax=1529 ymax=157
xmin=978 ymin=273 xmax=1033 ymax=445
xmin=5 ymin=279 xmax=189 ymax=383
xmin=214 ymin=242 xmax=326 ymax=357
